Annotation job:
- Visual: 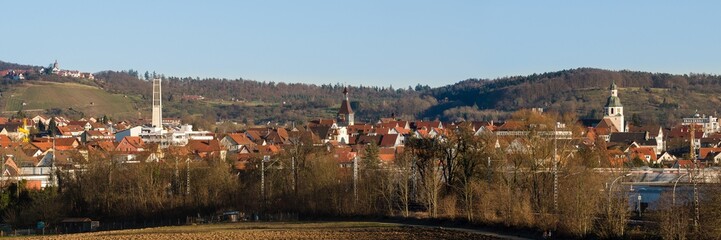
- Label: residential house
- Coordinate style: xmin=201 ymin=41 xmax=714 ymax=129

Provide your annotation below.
xmin=609 ymin=132 xmax=662 ymax=155
xmin=333 ymin=147 xmax=356 ymax=168
xmin=379 ymin=134 xmax=403 ymax=148
xmin=411 ymin=121 xmax=443 ymax=131
xmin=628 ymin=146 xmax=658 ymax=165
xmin=81 ymin=130 xmax=114 ymax=143
xmin=657 ymin=152 xmax=678 ymax=163
xmin=54 ymin=138 xmax=81 ymax=150
xmin=220 ymin=133 xmax=256 ymax=152
xmin=57 ymin=125 xmax=85 ymax=138
xmin=627 ymin=125 xmax=666 ymax=154
xmin=607 ymin=148 xmax=627 ymax=167
xmin=265 ymin=128 xmax=289 ymax=145
xmin=0 ymin=122 xmax=27 ymax=141
xmin=378 ymin=147 xmax=396 ymax=164
xmin=186 ymin=139 xmax=226 ymax=161
xmin=116 ymin=136 xmax=145 ymax=152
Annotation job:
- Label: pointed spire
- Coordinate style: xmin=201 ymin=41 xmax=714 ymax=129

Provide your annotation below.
xmin=338 ymin=87 xmax=353 ymax=115
xmin=610 ymin=80 xmax=617 ymax=90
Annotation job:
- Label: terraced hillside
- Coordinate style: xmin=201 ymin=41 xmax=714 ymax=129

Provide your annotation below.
xmin=1 ymin=81 xmax=144 ymax=119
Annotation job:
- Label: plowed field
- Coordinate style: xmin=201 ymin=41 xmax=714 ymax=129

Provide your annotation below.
xmin=25 ymin=222 xmax=520 ymax=240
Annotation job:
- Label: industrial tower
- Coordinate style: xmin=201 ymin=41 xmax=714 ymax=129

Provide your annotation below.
xmin=152 ymin=78 xmax=162 ymax=128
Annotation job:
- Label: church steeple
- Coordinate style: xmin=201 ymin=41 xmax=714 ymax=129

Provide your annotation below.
xmin=338 ymin=87 xmax=354 ymax=126
xmin=610 ymin=81 xmax=618 ymax=97
xmin=604 ymin=81 xmax=624 ymax=132
xmin=605 ymin=81 xmax=622 ymax=109
xmin=51 ymin=60 xmax=60 ymax=74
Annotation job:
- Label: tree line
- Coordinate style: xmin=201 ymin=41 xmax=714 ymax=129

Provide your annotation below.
xmin=7 ymin=62 xmax=721 ymax=127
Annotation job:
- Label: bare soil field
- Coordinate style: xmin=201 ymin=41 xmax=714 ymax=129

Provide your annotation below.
xmin=22 ymin=221 xmax=521 ymax=240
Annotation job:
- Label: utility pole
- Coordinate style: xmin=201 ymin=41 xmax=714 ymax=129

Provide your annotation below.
xmin=553 ymin=122 xmax=558 ymax=212
xmin=174 ymin=156 xmax=179 ymax=194
xmin=261 ymin=156 xmax=267 ymax=202
xmin=690 ymin=124 xmax=700 ymax=231
xmin=186 ymin=157 xmax=190 ymax=195
xmin=52 ymin=136 xmax=57 ymax=187
xmin=690 ymin=123 xmax=696 ymax=160
xmin=353 ymin=155 xmax=358 ymax=204
xmin=692 ymin=161 xmax=700 ymax=231
xmin=487 ymin=156 xmax=491 ymax=182
xmin=291 ymin=156 xmax=296 ymax=192
xmin=637 ymin=194 xmax=642 ymax=217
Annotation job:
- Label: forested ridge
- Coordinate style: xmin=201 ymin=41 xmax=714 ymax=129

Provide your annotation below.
xmin=426 ymin=68 xmax=721 ymax=125
xmin=4 ymin=60 xmax=721 ymax=127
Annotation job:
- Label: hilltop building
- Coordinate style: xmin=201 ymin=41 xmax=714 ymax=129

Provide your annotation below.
xmin=51 ymin=60 xmax=60 ymax=74
xmin=47 ymin=60 xmax=94 ymax=79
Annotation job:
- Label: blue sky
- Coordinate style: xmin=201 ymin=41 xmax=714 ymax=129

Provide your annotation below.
xmin=3 ymin=1 xmax=720 ymax=87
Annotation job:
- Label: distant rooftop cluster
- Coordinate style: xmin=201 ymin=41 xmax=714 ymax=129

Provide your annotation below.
xmin=1 ymin=78 xmax=718 ymax=192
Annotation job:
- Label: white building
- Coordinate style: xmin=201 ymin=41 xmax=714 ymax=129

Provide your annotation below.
xmin=138 ymin=77 xmax=213 ymax=148
xmin=603 ymin=81 xmax=625 ymax=132
xmin=682 ymin=113 xmax=719 ymax=133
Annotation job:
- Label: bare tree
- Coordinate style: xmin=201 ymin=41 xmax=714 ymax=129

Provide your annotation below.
xmin=454 ymin=124 xmax=492 ymax=221
xmin=599 ymin=175 xmax=630 ymax=238
xmin=407 ymin=136 xmax=443 ymax=218
xmin=557 ymin=166 xmax=602 ymax=237
xmin=393 ymin=151 xmax=414 ymax=217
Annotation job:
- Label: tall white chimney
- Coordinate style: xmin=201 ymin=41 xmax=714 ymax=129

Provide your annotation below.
xmin=152 ymin=78 xmax=162 ymax=128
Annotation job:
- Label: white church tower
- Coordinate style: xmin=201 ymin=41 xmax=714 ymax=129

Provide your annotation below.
xmin=604 ymin=81 xmax=625 ymax=132
xmin=152 ymin=78 xmax=163 ymax=128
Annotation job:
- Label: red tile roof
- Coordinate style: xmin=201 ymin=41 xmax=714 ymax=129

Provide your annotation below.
xmin=187 ymin=139 xmax=223 ymax=153
xmin=30 ymin=141 xmax=53 ymax=151
xmin=378 ymin=147 xmax=396 ymax=163
xmin=122 ymin=136 xmax=145 ymax=149
xmin=629 ymin=147 xmax=657 ymax=163
xmin=226 ymin=133 xmax=254 ymax=145
xmin=0 ymin=135 xmax=11 ymax=147
xmin=497 ymin=121 xmax=526 ymax=131
xmin=379 ymin=134 xmax=399 ymax=148
xmin=348 ymin=124 xmax=374 ymax=134
xmin=333 ymin=147 xmax=356 ymax=164
xmin=89 ymin=140 xmax=115 ymax=152
xmin=699 ymin=147 xmax=721 ymax=159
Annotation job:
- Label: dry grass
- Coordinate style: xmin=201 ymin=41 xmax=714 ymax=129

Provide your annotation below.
xmin=2 ymin=81 xmax=140 ymax=118
xmin=23 ymin=221 xmax=509 ymax=240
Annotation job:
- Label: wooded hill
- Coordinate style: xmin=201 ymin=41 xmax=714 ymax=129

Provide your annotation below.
xmin=2 ymin=60 xmax=720 ymax=127
xmin=424 ymin=68 xmax=721 ymax=126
